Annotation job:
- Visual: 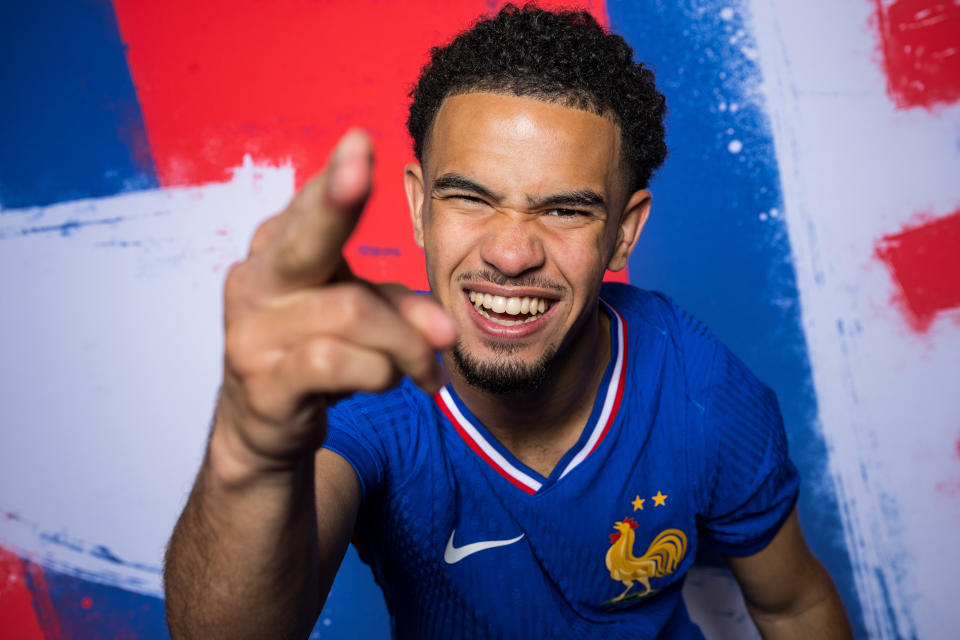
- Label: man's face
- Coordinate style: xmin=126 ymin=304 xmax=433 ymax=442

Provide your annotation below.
xmin=404 ymin=92 xmax=649 ymax=393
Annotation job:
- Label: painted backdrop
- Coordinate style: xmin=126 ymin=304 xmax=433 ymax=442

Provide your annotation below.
xmin=1 ymin=0 xmax=958 ymax=638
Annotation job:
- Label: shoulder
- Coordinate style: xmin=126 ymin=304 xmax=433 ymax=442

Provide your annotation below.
xmin=325 ymin=379 xmax=434 ymax=498
xmin=599 ymin=282 xmax=721 ymax=396
xmin=327 ymin=380 xmax=420 ymax=426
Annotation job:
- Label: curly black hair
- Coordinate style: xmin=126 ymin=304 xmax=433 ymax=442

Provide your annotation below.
xmin=407 ymin=3 xmax=667 ymax=191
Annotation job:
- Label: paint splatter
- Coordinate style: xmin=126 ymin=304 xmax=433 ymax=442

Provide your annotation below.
xmin=875 ymin=209 xmax=960 ymax=332
xmin=0 ymin=547 xmax=45 ymax=640
xmin=874 ymin=0 xmax=960 ymax=109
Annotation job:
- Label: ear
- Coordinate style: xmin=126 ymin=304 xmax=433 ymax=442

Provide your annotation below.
xmin=404 ymin=162 xmax=426 ymax=248
xmin=606 ymin=189 xmax=651 ymax=272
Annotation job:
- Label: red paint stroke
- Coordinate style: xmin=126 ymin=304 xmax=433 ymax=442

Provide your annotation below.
xmin=112 ymin=0 xmax=617 ymax=289
xmin=25 ymin=561 xmax=63 ymax=639
xmin=0 ymin=547 xmax=45 ymax=640
xmin=874 ymin=0 xmax=960 ymax=109
xmin=875 ymin=208 xmax=960 ymax=331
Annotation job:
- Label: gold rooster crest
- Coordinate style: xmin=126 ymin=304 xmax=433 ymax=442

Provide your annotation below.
xmin=603 ymin=517 xmax=687 ymax=604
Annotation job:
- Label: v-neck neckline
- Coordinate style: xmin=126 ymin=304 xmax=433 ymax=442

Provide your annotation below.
xmin=434 ymin=298 xmax=628 ymax=495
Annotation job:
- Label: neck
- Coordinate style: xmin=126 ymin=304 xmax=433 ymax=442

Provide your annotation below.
xmin=443 ymin=303 xmax=612 ymax=453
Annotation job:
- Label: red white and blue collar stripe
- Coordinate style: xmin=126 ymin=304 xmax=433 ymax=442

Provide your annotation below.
xmin=434 ymin=298 xmax=628 ymax=494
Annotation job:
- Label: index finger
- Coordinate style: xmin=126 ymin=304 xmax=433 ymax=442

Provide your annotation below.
xmin=260 ymin=128 xmax=374 ymax=292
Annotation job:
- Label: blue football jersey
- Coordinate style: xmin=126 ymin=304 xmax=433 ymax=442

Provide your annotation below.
xmin=324 ymin=283 xmax=799 ymax=639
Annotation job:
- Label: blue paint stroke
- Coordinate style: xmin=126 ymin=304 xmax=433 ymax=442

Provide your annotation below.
xmin=26 ymin=557 xmax=171 ymax=640
xmin=609 ymin=0 xmax=866 ymax=635
xmin=88 ymin=545 xmax=160 ymax=575
xmin=5 ymin=215 xmax=130 ymax=239
xmin=39 ymin=531 xmax=84 ymax=554
xmin=94 ymin=239 xmax=144 ymax=249
xmin=0 ymin=0 xmax=158 ymax=209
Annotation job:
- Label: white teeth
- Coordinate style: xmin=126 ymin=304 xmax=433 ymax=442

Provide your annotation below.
xmin=475 ymin=306 xmax=541 ymax=325
xmin=466 ymin=289 xmax=551 ymax=324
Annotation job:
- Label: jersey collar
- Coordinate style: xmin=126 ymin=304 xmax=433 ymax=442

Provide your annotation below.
xmin=434 ymin=298 xmax=628 ymax=494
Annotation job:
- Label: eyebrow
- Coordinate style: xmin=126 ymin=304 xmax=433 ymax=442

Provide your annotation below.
xmin=432 ymin=172 xmax=606 ymax=210
xmin=528 ymin=189 xmax=606 ymax=210
xmin=431 ymin=173 xmax=501 ymax=201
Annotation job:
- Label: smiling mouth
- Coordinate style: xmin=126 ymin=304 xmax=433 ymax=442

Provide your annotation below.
xmin=466 ymin=290 xmax=552 ymax=326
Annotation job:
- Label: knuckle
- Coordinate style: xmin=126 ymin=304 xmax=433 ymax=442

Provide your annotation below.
xmin=224 ymin=323 xmax=251 ymax=362
xmin=305 ymin=338 xmax=339 ymax=383
xmin=224 ymin=261 xmax=255 ymax=309
xmin=224 ymin=321 xmax=266 ymax=375
xmin=249 ymin=214 xmax=282 ymax=254
xmin=336 ymin=284 xmax=373 ymax=327
xmin=276 ymin=235 xmax=311 ymax=274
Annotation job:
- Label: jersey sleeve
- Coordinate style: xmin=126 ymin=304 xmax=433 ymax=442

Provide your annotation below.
xmin=322 ymin=394 xmax=387 ymax=501
xmin=695 ymin=333 xmax=800 ymax=556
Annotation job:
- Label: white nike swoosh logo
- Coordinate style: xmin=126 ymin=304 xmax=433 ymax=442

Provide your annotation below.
xmin=443 ymin=529 xmax=525 ymax=564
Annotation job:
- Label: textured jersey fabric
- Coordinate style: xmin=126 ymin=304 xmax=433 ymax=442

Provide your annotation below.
xmin=323 ymin=283 xmax=799 ymax=639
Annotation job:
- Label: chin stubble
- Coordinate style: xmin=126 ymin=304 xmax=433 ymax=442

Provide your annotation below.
xmin=451 ymin=339 xmax=558 ymax=395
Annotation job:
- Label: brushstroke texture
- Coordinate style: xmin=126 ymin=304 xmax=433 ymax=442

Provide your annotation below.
xmin=875 ymin=0 xmax=960 ymax=109
xmin=0 ymin=0 xmax=157 ymax=209
xmin=875 ymin=209 xmax=960 ymax=331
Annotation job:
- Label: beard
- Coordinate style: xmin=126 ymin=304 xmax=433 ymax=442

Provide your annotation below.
xmin=452 ymin=338 xmax=558 ymax=395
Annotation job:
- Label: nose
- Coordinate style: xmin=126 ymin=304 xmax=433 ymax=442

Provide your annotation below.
xmin=478 ymin=210 xmax=545 ymax=277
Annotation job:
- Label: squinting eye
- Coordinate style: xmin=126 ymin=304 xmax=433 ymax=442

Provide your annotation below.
xmin=452 ymin=195 xmax=487 ymax=205
xmin=546 ymin=208 xmax=585 ymax=217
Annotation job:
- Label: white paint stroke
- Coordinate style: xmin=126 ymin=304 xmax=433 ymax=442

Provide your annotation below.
xmin=750 ymin=0 xmax=960 ymax=638
xmin=0 ymin=158 xmax=295 ymax=596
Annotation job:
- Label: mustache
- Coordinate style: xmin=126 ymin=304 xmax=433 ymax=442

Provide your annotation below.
xmin=455 ymin=270 xmax=567 ymax=294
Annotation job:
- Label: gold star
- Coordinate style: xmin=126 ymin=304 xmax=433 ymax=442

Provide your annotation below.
xmin=652 ymin=491 xmax=668 ymax=507
xmin=631 ymin=495 xmax=645 ymax=511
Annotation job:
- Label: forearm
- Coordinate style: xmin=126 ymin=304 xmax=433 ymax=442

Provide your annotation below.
xmin=164 ymin=422 xmax=321 ymax=640
xmin=746 ymin=563 xmax=853 ymax=640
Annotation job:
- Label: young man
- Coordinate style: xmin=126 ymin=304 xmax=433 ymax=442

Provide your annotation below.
xmin=164 ymin=5 xmax=852 ymax=638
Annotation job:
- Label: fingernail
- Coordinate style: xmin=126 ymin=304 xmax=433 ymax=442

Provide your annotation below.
xmin=333 ymin=129 xmax=368 ymax=164
xmin=330 ymin=155 xmax=365 ymax=203
xmin=330 ymin=131 xmax=370 ymax=204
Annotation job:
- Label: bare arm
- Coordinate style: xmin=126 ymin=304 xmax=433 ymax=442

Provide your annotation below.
xmin=163 ymin=130 xmax=455 ymax=639
xmin=725 ymin=508 xmax=853 ymax=640
xmin=164 ymin=439 xmax=358 ymax=639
